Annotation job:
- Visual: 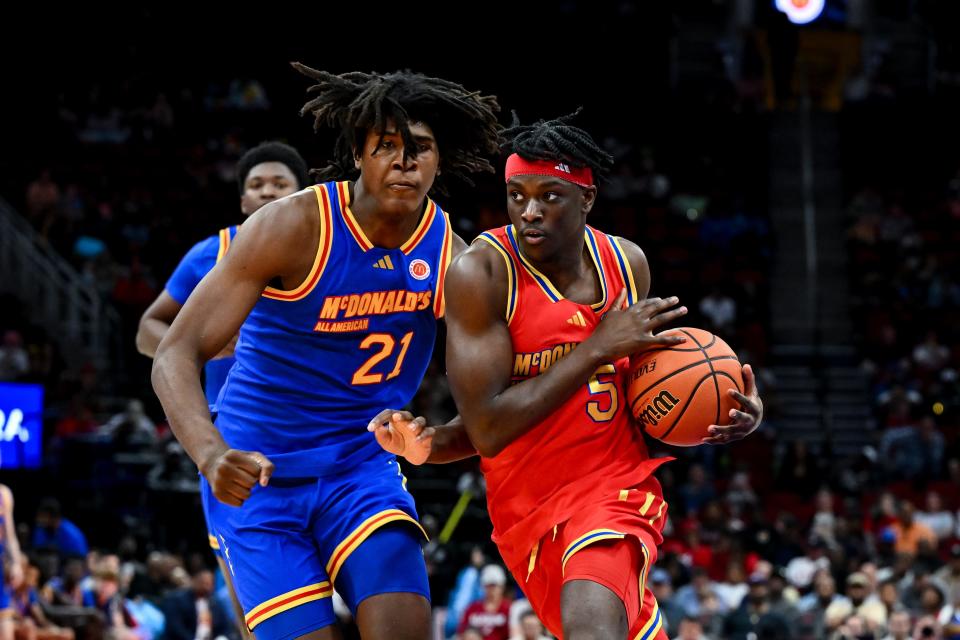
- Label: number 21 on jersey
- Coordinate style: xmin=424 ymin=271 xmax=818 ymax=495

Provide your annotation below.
xmin=352 ymin=332 xmax=414 ymax=385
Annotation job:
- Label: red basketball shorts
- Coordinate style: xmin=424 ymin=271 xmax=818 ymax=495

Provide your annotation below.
xmin=508 ymin=475 xmax=669 ymax=640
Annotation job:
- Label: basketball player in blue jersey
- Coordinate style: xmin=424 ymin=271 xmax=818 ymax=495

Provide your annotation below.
xmin=137 ymin=141 xmax=309 ymax=406
xmin=0 ymin=484 xmax=24 ymax=640
xmin=152 ymin=67 xmax=500 ymax=640
xmin=137 ymin=141 xmax=309 ymax=638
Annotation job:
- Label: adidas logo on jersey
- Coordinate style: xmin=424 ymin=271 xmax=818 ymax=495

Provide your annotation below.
xmin=373 ymin=256 xmax=395 ymax=270
xmin=566 ymin=311 xmax=587 ymax=327
xmin=554 ymin=163 xmax=571 ymax=173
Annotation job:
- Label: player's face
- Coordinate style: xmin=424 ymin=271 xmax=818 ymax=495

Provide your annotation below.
xmin=240 ymin=162 xmax=300 ymax=216
xmin=355 ymin=121 xmax=440 ymax=216
xmin=506 ymin=174 xmax=596 ymax=261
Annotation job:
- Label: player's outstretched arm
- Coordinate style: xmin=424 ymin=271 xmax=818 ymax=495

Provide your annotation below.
xmin=444 ymin=243 xmax=687 ymax=458
xmin=151 ymin=193 xmax=316 ymax=505
xmin=367 ymin=410 xmax=475 ymax=464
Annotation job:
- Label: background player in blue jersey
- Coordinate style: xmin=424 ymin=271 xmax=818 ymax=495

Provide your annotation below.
xmin=136 ymin=140 xmax=309 ymax=638
xmin=136 ymin=141 xmax=310 ymax=405
xmin=151 ymin=68 xmax=500 ymax=640
xmin=0 ymin=484 xmax=24 ymax=640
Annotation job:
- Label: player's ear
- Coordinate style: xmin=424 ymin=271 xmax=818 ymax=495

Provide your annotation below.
xmin=581 ymin=185 xmax=597 ymax=215
xmin=353 ymin=147 xmax=361 ymax=170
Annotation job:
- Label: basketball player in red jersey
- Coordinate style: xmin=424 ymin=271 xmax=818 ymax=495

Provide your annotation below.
xmin=371 ymin=111 xmax=763 ymax=639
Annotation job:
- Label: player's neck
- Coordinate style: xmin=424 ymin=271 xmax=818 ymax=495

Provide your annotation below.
xmin=349 ymin=180 xmax=425 ymax=249
xmin=525 ymin=240 xmax=596 ymax=297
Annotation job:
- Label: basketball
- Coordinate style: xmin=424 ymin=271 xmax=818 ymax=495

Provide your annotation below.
xmin=627 ymin=328 xmax=744 ymax=447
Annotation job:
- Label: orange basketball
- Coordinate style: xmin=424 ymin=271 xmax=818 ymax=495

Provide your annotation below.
xmin=626 ymin=327 xmax=744 ymax=447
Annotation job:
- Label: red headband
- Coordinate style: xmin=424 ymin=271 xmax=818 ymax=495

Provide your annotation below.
xmin=504 ymin=154 xmax=594 ymax=188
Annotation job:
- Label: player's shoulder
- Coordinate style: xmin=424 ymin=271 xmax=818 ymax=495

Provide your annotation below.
xmin=449 ymin=233 xmax=509 ymax=283
xmin=605 ymin=234 xmax=648 ymax=274
xmin=445 ymin=232 xmax=510 ymax=314
xmin=239 ymin=188 xmax=322 ymax=245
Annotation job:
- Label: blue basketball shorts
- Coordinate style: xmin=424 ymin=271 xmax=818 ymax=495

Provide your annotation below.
xmin=200 ymin=452 xmax=429 ymax=640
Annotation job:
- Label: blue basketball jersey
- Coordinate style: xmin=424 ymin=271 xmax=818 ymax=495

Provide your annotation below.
xmin=166 ymin=225 xmax=240 ymax=408
xmin=215 ymin=182 xmax=453 ymax=478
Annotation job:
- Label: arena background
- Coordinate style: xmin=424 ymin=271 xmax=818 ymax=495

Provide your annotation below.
xmin=1 ymin=2 xmax=959 ymax=639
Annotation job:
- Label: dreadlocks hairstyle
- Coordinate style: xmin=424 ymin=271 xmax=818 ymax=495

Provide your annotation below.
xmin=500 ymin=108 xmax=614 ymax=181
xmin=236 ymin=141 xmax=310 ymax=195
xmin=291 ymin=64 xmax=501 ymax=192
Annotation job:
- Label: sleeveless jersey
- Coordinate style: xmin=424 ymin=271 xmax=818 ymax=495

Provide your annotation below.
xmin=215 ymin=182 xmax=453 ymax=477
xmin=165 ymin=225 xmax=240 ymax=409
xmin=474 ymin=224 xmax=668 ymax=566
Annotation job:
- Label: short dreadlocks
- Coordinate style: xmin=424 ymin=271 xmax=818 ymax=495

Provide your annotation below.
xmin=500 ymin=108 xmax=614 ymax=181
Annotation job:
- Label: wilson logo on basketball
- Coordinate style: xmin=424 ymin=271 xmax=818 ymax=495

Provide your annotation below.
xmin=636 ymin=390 xmax=681 ymax=427
xmin=409 ymin=259 xmax=430 ymax=280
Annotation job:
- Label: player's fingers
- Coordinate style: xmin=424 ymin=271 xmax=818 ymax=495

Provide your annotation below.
xmin=742 ymin=364 xmax=757 ymax=396
xmin=728 ymin=409 xmax=754 ymax=425
xmin=647 ymin=306 xmax=688 ymax=328
xmin=228 ymin=450 xmax=263 ymax=477
xmin=248 ymin=451 xmax=275 ymax=487
xmin=368 ymin=409 xmax=396 ymax=431
xmin=372 ymin=423 xmax=394 ymax=445
xmin=391 ymin=411 xmax=417 ymax=424
xmin=214 ymin=481 xmax=249 ymax=504
xmin=214 ymin=491 xmax=243 ymax=508
xmin=642 ymin=296 xmax=679 ymax=315
xmin=652 ymin=332 xmax=687 ymax=345
xmin=225 ymin=479 xmax=253 ymax=501
xmin=415 ymin=426 xmax=437 ymax=443
xmin=634 ymin=296 xmax=662 ymax=312
xmin=406 ymin=416 xmax=427 ymax=433
xmin=728 ymin=389 xmax=752 ymax=407
xmin=702 ymin=425 xmax=741 ymax=445
xmin=614 ymin=288 xmax=628 ymax=310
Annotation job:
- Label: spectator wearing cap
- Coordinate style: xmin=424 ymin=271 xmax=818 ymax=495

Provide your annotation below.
xmin=933 ymin=543 xmax=960 ymax=608
xmin=721 ymin=572 xmax=790 ymax=640
xmin=650 ymin=568 xmax=685 ymax=636
xmin=458 ymin=565 xmax=510 ymax=640
xmin=845 ymin=571 xmax=888 ymax=632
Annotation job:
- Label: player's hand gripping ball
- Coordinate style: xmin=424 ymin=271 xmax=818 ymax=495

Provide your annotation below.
xmin=627 ymin=328 xmax=754 ymax=446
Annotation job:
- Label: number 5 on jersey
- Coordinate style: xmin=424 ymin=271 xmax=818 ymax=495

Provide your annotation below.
xmin=352 ymin=332 xmax=414 ymax=385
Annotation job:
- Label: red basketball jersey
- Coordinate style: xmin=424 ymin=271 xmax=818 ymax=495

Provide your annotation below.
xmin=474 ymin=225 xmax=669 ymax=568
